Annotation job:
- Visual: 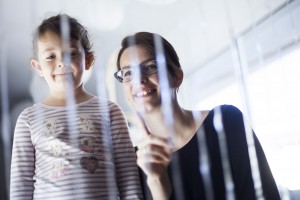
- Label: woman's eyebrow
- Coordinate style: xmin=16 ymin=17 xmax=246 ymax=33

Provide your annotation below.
xmin=140 ymin=58 xmax=156 ymax=65
xmin=121 ymin=58 xmax=156 ymax=69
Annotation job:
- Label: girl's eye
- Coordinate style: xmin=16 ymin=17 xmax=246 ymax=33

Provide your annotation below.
xmin=46 ymin=55 xmax=55 ymax=60
xmin=64 ymin=52 xmax=78 ymax=58
xmin=71 ymin=52 xmax=79 ymax=57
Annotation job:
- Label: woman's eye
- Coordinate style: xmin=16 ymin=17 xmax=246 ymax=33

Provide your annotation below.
xmin=145 ymin=64 xmax=157 ymax=71
xmin=124 ymin=70 xmax=133 ymax=77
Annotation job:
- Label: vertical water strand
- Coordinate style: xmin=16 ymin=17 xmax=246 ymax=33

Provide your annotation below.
xmin=125 ymin=36 xmax=153 ymax=199
xmin=95 ymin=59 xmax=116 ymax=200
xmin=213 ymin=107 xmax=235 ymax=200
xmin=193 ymin=1 xmax=215 ymax=199
xmin=60 ymin=14 xmax=77 ymax=143
xmin=60 ymin=15 xmax=79 ymax=197
xmin=240 ymin=3 xmax=269 ymax=197
xmin=153 ymin=34 xmax=184 ymax=200
xmin=60 ymin=15 xmax=76 ymax=107
xmin=223 ymin=0 xmax=264 ymax=199
xmin=196 ymin=124 xmax=214 ymax=200
xmin=125 ymin=35 xmax=154 ymax=187
xmin=245 ymin=0 xmax=265 ymax=71
xmin=0 ymin=4 xmax=11 ymax=197
xmin=153 ymin=36 xmax=172 ymax=127
xmin=127 ymin=36 xmax=145 ymax=114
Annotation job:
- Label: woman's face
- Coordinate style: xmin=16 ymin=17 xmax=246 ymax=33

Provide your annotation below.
xmin=119 ymin=45 xmax=162 ymax=113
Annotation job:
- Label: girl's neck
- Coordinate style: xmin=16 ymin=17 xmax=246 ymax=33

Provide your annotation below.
xmin=43 ymin=85 xmax=94 ymax=106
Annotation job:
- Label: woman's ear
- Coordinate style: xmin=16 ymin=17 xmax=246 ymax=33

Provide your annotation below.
xmin=85 ymin=53 xmax=95 ymax=70
xmin=173 ymin=68 xmax=183 ymax=87
xmin=31 ymin=59 xmax=43 ymax=77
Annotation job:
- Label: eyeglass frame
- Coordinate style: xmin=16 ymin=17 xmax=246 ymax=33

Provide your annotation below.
xmin=114 ymin=58 xmax=162 ymax=83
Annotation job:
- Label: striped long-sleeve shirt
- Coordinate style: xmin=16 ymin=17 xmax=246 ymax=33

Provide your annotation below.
xmin=10 ymin=97 xmax=143 ymax=200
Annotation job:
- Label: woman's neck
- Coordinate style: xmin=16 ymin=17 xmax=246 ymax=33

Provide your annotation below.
xmin=142 ymin=101 xmax=207 ymax=150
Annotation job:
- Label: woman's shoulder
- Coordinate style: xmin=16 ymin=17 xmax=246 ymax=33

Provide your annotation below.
xmin=201 ymin=104 xmax=246 ymax=134
xmin=207 ymin=104 xmax=243 ymax=119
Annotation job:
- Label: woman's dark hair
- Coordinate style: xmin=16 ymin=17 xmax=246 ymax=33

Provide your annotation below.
xmin=32 ymin=14 xmax=93 ymax=58
xmin=116 ymin=32 xmax=181 ymax=76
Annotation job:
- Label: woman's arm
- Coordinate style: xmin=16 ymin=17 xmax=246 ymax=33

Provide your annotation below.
xmin=137 ymin=134 xmax=172 ymax=200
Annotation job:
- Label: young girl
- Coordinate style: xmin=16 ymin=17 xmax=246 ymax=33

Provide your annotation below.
xmin=114 ymin=32 xmax=281 ymax=200
xmin=10 ymin=14 xmax=142 ymax=200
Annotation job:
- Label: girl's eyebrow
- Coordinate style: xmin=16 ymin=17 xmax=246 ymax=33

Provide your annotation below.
xmin=40 ymin=47 xmax=55 ymax=54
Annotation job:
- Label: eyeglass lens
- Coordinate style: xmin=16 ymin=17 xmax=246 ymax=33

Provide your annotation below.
xmin=117 ymin=61 xmax=158 ymax=83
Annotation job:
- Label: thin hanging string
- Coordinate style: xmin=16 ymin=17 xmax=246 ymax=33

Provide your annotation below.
xmin=223 ymin=0 xmax=265 ymax=199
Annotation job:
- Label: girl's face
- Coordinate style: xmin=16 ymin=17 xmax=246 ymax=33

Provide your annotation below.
xmin=119 ymin=45 xmax=163 ymax=113
xmin=31 ymin=31 xmax=91 ymax=93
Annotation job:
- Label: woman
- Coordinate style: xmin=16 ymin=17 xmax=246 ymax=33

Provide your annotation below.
xmin=114 ymin=32 xmax=280 ymax=200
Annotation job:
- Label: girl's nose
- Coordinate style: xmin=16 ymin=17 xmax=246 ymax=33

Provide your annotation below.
xmin=57 ymin=53 xmax=71 ymax=68
xmin=56 ymin=57 xmax=63 ymax=68
xmin=56 ymin=62 xmax=64 ymax=68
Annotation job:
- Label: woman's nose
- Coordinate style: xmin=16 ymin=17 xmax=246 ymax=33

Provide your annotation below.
xmin=140 ymin=75 xmax=147 ymax=83
xmin=131 ymin=73 xmax=147 ymax=85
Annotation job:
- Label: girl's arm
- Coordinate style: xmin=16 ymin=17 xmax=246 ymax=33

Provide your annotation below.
xmin=109 ymin=103 xmax=143 ymax=200
xmin=10 ymin=109 xmax=35 ymax=200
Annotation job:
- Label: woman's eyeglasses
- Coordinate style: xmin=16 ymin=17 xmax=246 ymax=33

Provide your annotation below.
xmin=114 ymin=59 xmax=158 ymax=83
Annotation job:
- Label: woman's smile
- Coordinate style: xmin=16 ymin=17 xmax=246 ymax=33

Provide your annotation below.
xmin=133 ymin=88 xmax=156 ymax=98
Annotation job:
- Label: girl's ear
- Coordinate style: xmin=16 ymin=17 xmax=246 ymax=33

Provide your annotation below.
xmin=85 ymin=53 xmax=95 ymax=70
xmin=31 ymin=59 xmax=43 ymax=77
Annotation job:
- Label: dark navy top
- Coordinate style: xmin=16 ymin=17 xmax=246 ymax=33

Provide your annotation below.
xmin=138 ymin=105 xmax=280 ymax=200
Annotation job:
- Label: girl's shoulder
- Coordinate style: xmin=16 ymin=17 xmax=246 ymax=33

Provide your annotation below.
xmin=92 ymin=97 xmax=124 ymax=113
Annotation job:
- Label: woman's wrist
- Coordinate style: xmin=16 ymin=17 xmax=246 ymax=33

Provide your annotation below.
xmin=147 ymin=172 xmax=172 ymax=200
